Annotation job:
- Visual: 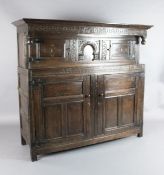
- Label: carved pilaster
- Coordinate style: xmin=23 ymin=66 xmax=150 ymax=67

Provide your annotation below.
xmin=64 ymin=40 xmax=78 ymax=61
xmin=100 ymin=40 xmax=111 ymax=60
xmin=26 ymin=36 xmax=42 ymax=62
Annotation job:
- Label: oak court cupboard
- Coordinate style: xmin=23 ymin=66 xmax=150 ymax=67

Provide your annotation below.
xmin=13 ymin=18 xmax=152 ymax=161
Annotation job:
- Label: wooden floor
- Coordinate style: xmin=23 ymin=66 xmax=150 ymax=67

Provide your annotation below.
xmin=0 ymin=108 xmax=164 ymax=175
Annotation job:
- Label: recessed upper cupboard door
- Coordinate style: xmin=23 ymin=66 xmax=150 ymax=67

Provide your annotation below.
xmin=110 ymin=39 xmax=136 ymax=60
xmin=96 ymin=74 xmax=140 ymax=136
xmin=32 ymin=75 xmax=91 ymax=144
xmin=26 ymin=36 xmax=65 ymax=59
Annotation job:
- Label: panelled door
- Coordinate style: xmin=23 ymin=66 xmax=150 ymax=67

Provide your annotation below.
xmin=96 ymin=73 xmax=142 ymax=136
xmin=32 ymin=75 xmax=91 ymax=145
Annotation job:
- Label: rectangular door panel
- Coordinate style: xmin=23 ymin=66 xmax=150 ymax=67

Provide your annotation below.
xmin=105 ymin=97 xmax=118 ymax=129
xmin=67 ymin=102 xmax=84 ymax=136
xmin=44 ymin=105 xmax=62 ymax=139
xmin=104 ymin=74 xmax=136 ymax=91
xmin=121 ymin=95 xmax=135 ymax=125
xmin=43 ymin=81 xmax=82 ymax=97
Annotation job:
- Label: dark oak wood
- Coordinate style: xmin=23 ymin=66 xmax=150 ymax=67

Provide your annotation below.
xmin=13 ymin=18 xmax=152 ymax=161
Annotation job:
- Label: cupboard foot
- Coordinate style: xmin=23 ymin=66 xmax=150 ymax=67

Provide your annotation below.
xmin=31 ymin=153 xmax=37 ymax=162
xmin=21 ymin=136 xmax=26 ymax=145
xmin=137 ymin=132 xmax=143 ymax=137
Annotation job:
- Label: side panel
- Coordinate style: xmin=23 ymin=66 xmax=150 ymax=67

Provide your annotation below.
xmin=18 ymin=68 xmax=30 ymax=144
xmin=17 ymin=33 xmax=27 ymax=68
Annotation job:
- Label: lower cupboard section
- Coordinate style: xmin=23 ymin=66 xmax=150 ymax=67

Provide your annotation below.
xmin=28 ymin=72 xmax=144 ymax=161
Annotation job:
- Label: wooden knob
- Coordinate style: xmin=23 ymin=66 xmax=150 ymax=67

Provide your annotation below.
xmin=98 ymin=93 xmax=104 ymax=97
xmin=84 ymin=94 xmax=90 ymax=98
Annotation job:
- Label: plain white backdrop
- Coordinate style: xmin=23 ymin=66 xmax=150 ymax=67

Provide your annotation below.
xmin=0 ymin=0 xmax=164 ymax=117
xmin=0 ymin=0 xmax=164 ymax=174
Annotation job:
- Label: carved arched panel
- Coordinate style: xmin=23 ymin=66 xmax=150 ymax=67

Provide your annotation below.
xmin=78 ymin=41 xmax=99 ymax=61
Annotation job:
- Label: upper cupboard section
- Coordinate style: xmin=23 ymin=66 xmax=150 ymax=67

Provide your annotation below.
xmin=13 ymin=19 xmax=152 ymax=68
xmin=18 ymin=34 xmax=138 ymax=67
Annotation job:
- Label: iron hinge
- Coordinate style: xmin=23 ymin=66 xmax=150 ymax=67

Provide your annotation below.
xmin=29 ymin=79 xmax=45 ymax=86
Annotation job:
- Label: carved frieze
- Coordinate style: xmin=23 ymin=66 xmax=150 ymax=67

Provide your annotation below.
xmin=28 ymin=24 xmax=147 ymax=37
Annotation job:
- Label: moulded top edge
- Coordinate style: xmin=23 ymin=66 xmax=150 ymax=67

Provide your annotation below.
xmin=12 ymin=18 xmax=153 ymax=30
